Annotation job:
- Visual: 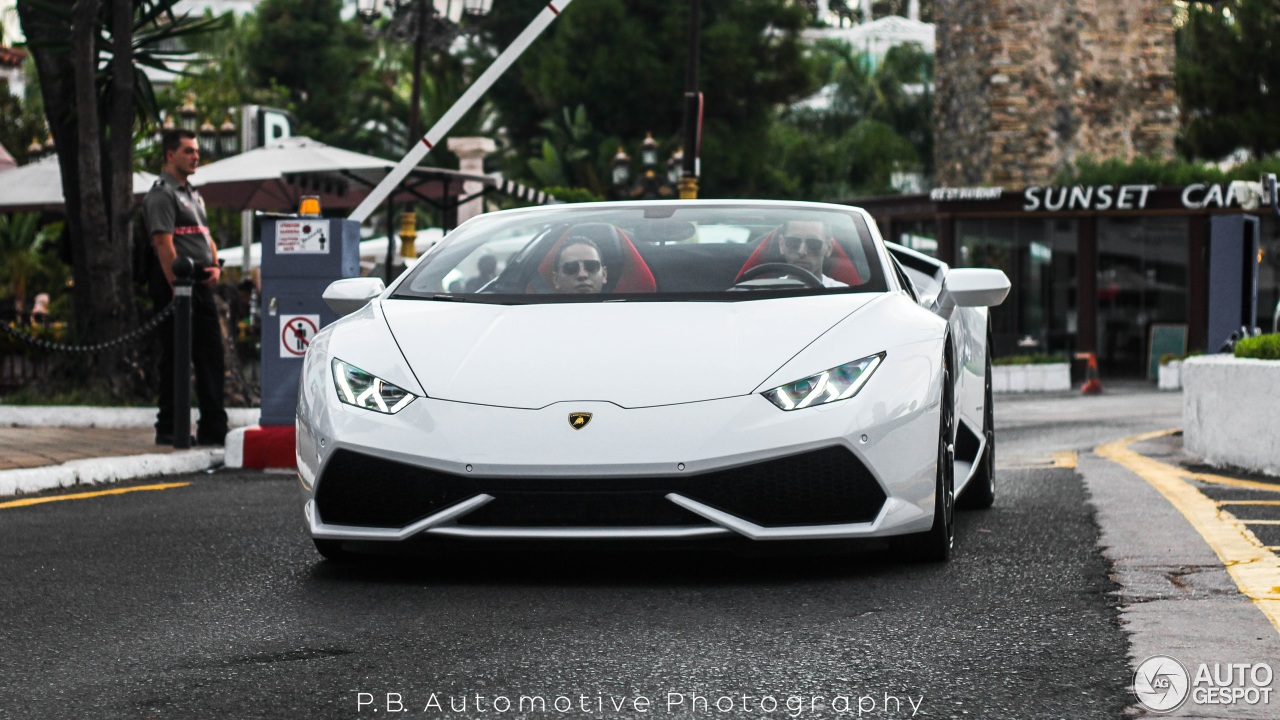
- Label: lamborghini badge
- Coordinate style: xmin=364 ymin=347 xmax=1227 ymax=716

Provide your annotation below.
xmin=568 ymin=412 xmax=592 ymax=430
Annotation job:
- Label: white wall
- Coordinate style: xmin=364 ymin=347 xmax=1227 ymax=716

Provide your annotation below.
xmin=1183 ymin=356 xmax=1280 ymax=477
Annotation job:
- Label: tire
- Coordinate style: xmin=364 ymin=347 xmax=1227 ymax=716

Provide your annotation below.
xmin=958 ymin=321 xmax=996 ymax=510
xmin=313 ymin=538 xmax=356 ymax=563
xmin=895 ymin=346 xmax=956 ymax=563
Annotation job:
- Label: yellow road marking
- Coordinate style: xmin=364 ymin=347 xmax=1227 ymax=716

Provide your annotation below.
xmin=1097 ymin=429 xmax=1280 ymax=634
xmin=1240 ymin=520 xmax=1280 ymax=526
xmin=1001 ymin=450 xmax=1079 ymax=471
xmin=1188 ymin=472 xmax=1280 ymax=493
xmin=1219 ymin=501 xmax=1280 ymax=506
xmin=1051 ymin=451 xmax=1078 ymax=469
xmin=0 ymin=482 xmax=190 ymax=509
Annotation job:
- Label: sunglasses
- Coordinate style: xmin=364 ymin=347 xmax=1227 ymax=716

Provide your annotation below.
xmin=781 ymin=236 xmax=826 ymax=253
xmin=560 ymin=260 xmax=603 ymax=274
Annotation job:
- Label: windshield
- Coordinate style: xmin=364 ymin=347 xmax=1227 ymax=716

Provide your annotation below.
xmin=393 ymin=203 xmax=888 ymax=303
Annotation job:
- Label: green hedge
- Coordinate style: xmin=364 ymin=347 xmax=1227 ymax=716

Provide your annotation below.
xmin=1235 ymin=333 xmax=1280 ymax=360
xmin=993 ymin=353 xmax=1069 ymax=366
xmin=1055 ymin=155 xmax=1280 ymax=187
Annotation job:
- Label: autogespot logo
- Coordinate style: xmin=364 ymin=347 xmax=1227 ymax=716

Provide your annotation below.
xmin=1134 ymin=655 xmax=1191 ymax=712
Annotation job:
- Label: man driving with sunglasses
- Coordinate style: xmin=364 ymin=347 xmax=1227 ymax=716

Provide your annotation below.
xmin=551 ymin=238 xmax=608 ymax=294
xmin=778 ymin=220 xmax=847 ymax=288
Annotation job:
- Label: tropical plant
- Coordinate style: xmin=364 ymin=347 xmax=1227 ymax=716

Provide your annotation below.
xmin=764 ymin=40 xmax=930 ymax=200
xmin=476 ymin=0 xmax=816 ymax=199
xmin=0 ymin=213 xmax=44 ymax=317
xmin=0 ymin=213 xmax=67 ymax=319
xmin=526 ymin=105 xmax=604 ymax=196
xmin=1177 ymin=0 xmax=1280 ymax=161
xmin=243 ymin=0 xmax=374 ymax=149
xmin=1055 ymin=155 xmax=1280 ymax=186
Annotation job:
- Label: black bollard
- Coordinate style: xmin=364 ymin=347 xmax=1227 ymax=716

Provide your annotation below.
xmin=172 ymin=257 xmax=195 ymax=449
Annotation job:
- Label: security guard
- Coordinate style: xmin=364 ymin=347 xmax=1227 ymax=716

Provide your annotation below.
xmin=144 ymin=128 xmax=228 ymax=445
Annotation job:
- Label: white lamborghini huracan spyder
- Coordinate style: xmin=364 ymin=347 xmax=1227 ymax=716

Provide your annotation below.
xmin=296 ymin=200 xmax=1009 ymax=562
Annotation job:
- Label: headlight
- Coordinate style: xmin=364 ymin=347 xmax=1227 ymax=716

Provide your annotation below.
xmin=761 ymin=353 xmax=884 ymax=411
xmin=331 ymin=358 xmax=416 ymax=414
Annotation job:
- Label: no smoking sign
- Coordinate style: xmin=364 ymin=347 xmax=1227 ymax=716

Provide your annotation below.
xmin=280 ymin=315 xmax=320 ymax=358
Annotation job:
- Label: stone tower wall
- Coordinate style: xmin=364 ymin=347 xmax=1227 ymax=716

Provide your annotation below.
xmin=934 ymin=0 xmax=1177 ymax=187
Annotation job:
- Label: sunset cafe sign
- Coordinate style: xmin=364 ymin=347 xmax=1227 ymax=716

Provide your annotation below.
xmin=930 ymin=182 xmax=1251 ymax=211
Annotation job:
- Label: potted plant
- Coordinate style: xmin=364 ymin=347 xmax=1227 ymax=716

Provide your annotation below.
xmin=1157 ymin=352 xmax=1183 ymax=390
xmin=992 ymin=353 xmax=1071 ymax=393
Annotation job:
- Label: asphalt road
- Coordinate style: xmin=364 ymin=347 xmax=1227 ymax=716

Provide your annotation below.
xmin=0 ymin=386 xmax=1191 ymax=720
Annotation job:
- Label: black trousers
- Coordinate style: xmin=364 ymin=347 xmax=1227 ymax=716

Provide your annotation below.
xmin=149 ymin=263 xmax=228 ymax=441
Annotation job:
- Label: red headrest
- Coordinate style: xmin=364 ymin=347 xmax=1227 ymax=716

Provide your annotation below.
xmin=827 ymin=242 xmax=862 ymax=285
xmin=534 ymin=225 xmax=656 ymax=293
xmin=735 ymin=229 xmax=862 ymax=285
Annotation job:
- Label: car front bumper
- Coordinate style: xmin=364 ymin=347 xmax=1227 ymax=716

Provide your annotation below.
xmin=297 ymin=349 xmax=941 ymax=543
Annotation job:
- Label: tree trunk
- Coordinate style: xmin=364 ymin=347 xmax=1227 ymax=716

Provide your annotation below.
xmin=70 ymin=0 xmax=110 ymax=350
xmin=108 ymin=0 xmax=137 ymax=332
xmin=18 ymin=0 xmax=143 ymax=397
xmin=17 ymin=1 xmax=82 ymax=300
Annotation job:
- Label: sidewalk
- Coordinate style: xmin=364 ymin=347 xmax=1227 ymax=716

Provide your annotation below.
xmin=0 ymin=407 xmax=258 ymax=496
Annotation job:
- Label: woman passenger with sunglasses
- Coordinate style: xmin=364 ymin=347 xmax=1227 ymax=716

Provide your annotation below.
xmin=551 ymin=239 xmax=609 ymax=294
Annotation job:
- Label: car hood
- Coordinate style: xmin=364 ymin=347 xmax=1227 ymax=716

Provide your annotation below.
xmin=380 ymin=295 xmax=880 ymax=409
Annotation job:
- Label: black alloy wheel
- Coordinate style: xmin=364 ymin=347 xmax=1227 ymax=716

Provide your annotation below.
xmin=896 ymin=345 xmax=956 ymax=562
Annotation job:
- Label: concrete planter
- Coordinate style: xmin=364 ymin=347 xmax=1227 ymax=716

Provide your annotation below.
xmin=993 ymin=363 xmax=1071 ymax=393
xmin=1183 ymin=356 xmax=1280 ymax=477
xmin=1157 ymin=360 xmax=1182 ymax=391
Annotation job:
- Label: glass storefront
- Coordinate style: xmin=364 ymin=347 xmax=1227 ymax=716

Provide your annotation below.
xmin=864 ymin=189 xmax=1279 ymax=378
xmin=1096 ymin=217 xmax=1189 ymax=376
xmin=957 ymin=218 xmax=1078 ymax=359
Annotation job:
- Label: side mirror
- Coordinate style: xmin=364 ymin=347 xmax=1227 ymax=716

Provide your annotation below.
xmin=933 ymin=268 xmax=1010 ymax=320
xmin=323 ymin=277 xmax=385 ymax=316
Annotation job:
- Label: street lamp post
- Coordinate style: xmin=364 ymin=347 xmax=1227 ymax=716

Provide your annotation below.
xmin=610 ymin=134 xmax=681 ymax=200
xmin=219 ymin=117 xmax=239 ymax=156
xmin=178 ymin=95 xmax=199 ymax=133
xmin=198 ymin=117 xmax=218 ymax=157
xmin=679 ymin=0 xmax=701 ymax=199
xmin=165 ymin=97 xmax=238 ymax=164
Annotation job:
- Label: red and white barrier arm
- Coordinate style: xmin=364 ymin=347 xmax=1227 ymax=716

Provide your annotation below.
xmin=349 ymin=1 xmax=576 ymax=224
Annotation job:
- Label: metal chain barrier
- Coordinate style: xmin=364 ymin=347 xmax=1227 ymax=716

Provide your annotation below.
xmin=0 ymin=301 xmax=176 ymax=354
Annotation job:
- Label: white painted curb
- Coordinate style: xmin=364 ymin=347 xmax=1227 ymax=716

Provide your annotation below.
xmin=0 ymin=449 xmax=224 ymax=497
xmin=224 ymin=426 xmax=247 ymax=469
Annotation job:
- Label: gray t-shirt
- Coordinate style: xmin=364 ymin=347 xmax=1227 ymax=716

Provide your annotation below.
xmin=143 ymin=170 xmax=214 ymax=266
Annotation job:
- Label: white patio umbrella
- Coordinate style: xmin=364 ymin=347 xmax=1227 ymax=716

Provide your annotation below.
xmin=189 ymin=135 xmax=483 ymax=211
xmin=190 ymin=136 xmax=399 ymax=211
xmin=0 ymin=156 xmax=159 ymax=212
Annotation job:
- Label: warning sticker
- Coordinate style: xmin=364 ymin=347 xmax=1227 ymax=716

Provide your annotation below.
xmin=280 ymin=315 xmax=320 ymax=358
xmin=276 ymin=220 xmax=330 ymax=255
